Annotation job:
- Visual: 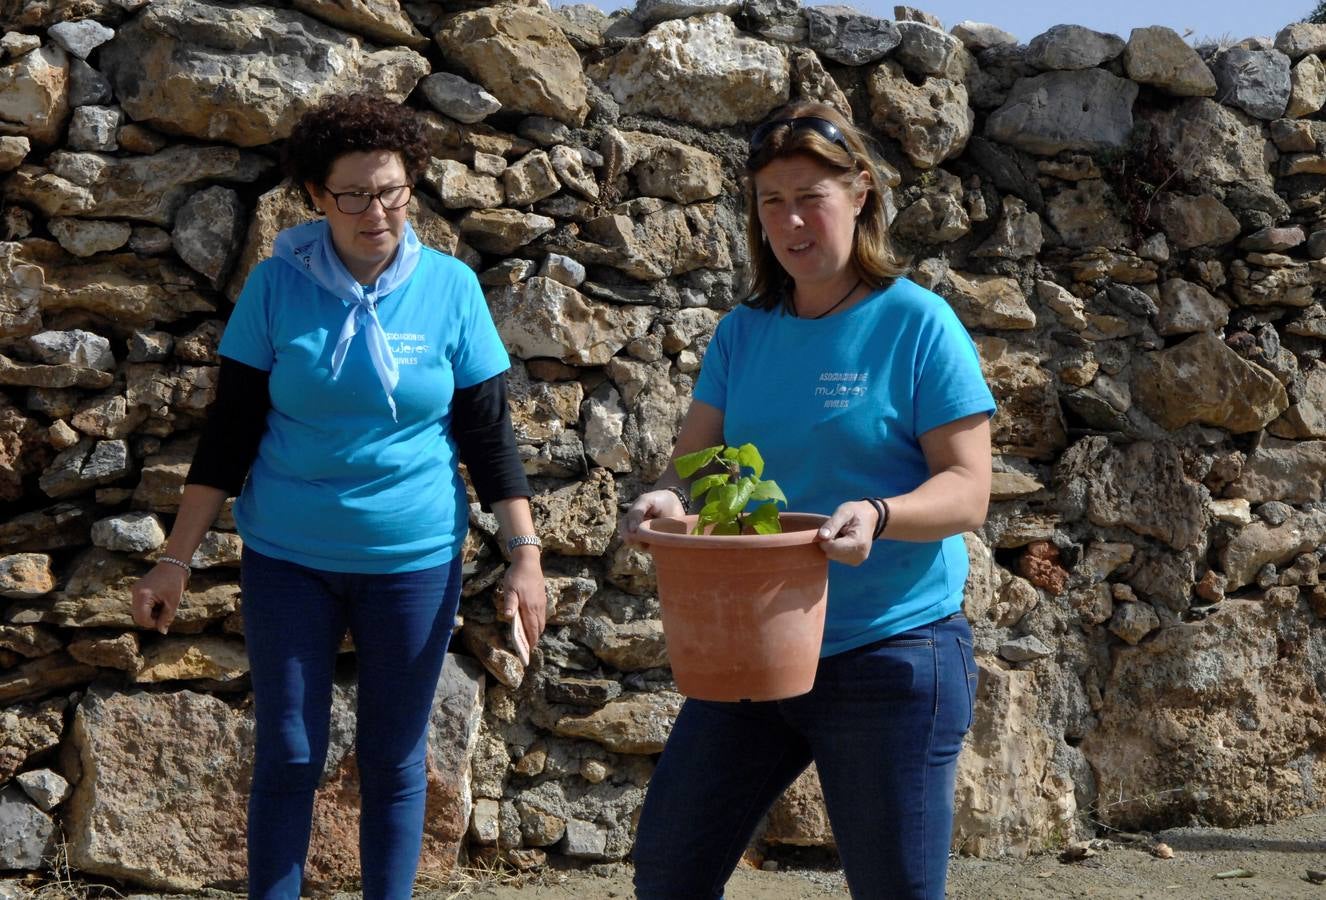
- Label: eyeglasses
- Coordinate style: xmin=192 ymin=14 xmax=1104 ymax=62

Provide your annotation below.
xmin=749 ymin=117 xmax=852 ymax=156
xmin=322 ymin=184 xmax=412 ymax=215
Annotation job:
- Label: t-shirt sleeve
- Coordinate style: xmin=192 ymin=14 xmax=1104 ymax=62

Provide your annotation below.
xmin=912 ymin=300 xmax=997 ymax=436
xmin=452 ymin=265 xmax=510 ymax=389
xmin=692 ymin=310 xmax=736 ymax=411
xmin=217 ymin=263 xmax=276 ymax=372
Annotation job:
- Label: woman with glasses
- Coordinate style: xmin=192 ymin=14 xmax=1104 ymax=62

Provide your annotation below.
xmin=623 ymin=101 xmax=995 ymax=899
xmin=130 ymin=92 xmax=546 ymax=900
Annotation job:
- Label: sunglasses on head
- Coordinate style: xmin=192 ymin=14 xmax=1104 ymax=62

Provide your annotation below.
xmin=749 ymin=116 xmax=852 ymax=155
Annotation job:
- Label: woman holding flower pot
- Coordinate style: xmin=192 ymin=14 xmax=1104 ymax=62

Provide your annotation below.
xmin=622 ymin=101 xmax=995 ymax=899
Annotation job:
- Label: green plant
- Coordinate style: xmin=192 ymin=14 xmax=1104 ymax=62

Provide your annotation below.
xmin=1308 ymin=2 xmax=1326 ymax=24
xmin=675 ymin=443 xmax=787 ymax=535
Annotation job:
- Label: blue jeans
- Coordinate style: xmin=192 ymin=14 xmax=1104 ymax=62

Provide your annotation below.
xmin=633 ymin=612 xmax=977 ymax=900
xmin=240 ymin=548 xmax=461 ymax=900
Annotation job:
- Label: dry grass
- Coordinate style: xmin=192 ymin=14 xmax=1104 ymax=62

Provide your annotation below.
xmin=413 ymin=853 xmax=539 ymax=899
xmin=29 ymin=835 xmax=123 ymax=900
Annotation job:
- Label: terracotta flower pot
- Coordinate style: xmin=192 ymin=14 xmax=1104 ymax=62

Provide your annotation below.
xmin=636 ymin=512 xmax=830 ymax=702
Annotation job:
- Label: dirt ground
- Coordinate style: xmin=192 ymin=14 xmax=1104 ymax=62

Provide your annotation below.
xmin=450 ymin=812 xmax=1326 ymax=900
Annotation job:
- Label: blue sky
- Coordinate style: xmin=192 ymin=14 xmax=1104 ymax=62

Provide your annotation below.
xmin=557 ymin=0 xmax=1316 ymax=44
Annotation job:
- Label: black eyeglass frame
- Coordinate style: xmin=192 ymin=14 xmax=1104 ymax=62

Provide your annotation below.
xmin=748 ymin=116 xmax=853 ymax=156
xmin=321 ymin=184 xmax=413 ymax=215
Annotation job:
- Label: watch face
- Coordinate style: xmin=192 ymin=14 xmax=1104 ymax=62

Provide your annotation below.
xmin=509 ymin=608 xmax=531 ymax=665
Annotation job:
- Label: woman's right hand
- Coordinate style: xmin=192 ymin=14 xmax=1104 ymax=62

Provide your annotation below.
xmin=130 ymin=563 xmax=190 ymax=634
xmin=621 ymin=489 xmax=687 ymax=545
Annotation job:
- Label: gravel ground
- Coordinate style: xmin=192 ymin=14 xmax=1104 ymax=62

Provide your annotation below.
xmin=7 ymin=813 xmax=1324 ymax=899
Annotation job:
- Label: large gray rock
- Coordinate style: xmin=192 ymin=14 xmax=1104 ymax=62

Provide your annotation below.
xmin=1270 ymin=365 xmax=1326 ymax=439
xmin=66 ymin=105 xmax=121 ymax=152
xmin=487 ymin=277 xmax=653 ymax=366
xmin=1025 ymin=24 xmax=1125 ymax=71
xmin=99 ymin=0 xmax=428 ymax=147
xmin=986 ymin=68 xmax=1139 ymax=155
xmin=0 ymin=785 xmax=55 ymax=869
xmin=67 ymin=57 xmax=112 ymax=108
xmin=419 ymin=72 xmax=501 ymax=124
xmin=633 ymin=0 xmax=740 ymax=25
xmin=4 ymin=146 xmax=271 ymax=226
xmin=805 ymin=5 xmax=899 ymax=65
xmin=172 ymin=186 xmax=244 ymax=288
xmin=1139 ymin=98 xmax=1274 ymax=188
xmin=46 ymin=20 xmax=114 ymax=60
xmin=38 ymin=439 xmax=131 ymax=498
xmin=589 ymin=14 xmax=789 ymax=127
xmin=1156 ymin=278 xmax=1230 ymax=335
xmin=1212 ymin=48 xmax=1291 ymax=120
xmin=90 ymin=512 xmax=166 ymax=554
xmin=951 ymin=21 xmax=1017 ymax=51
xmin=1122 ymin=26 xmax=1217 ymax=96
xmin=25 ymin=329 xmax=113 ymax=370
xmin=893 ymin=20 xmax=965 ymax=79
xmin=436 ymin=7 xmax=588 ymax=126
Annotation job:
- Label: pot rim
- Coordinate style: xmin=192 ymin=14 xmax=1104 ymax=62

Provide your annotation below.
xmin=636 ymin=512 xmax=829 ymax=550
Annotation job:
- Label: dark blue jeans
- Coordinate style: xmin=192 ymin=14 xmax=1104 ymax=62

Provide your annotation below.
xmin=633 ymin=612 xmax=977 ymax=900
xmin=240 ymin=547 xmax=461 ymax=900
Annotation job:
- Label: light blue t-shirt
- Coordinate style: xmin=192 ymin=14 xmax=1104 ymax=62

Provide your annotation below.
xmin=219 ymin=248 xmax=509 ymax=573
xmin=693 ymin=277 xmax=996 ymax=655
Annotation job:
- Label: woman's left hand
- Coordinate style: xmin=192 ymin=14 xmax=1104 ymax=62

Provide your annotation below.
xmin=815 ymin=500 xmax=878 ymax=566
xmin=500 ymin=546 xmax=547 ymax=657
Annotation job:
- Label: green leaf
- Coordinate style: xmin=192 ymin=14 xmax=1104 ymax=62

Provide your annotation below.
xmin=690 ymin=474 xmax=729 ymax=503
xmin=675 ymin=445 xmax=723 ymax=479
xmin=711 ymin=520 xmax=740 ymax=536
xmin=734 ymin=443 xmax=764 ymax=479
xmin=750 ymin=479 xmax=786 ymax=506
xmin=722 ymin=477 xmax=756 ymax=518
xmin=746 ymin=502 xmax=783 ymax=535
xmin=693 ymin=499 xmax=724 ymax=534
xmin=720 ymin=446 xmax=740 ymax=463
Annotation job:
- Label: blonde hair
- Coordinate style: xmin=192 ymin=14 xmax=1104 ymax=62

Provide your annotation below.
xmin=743 ymin=101 xmax=906 ymax=312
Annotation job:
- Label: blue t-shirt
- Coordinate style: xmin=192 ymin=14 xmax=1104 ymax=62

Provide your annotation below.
xmin=693 ymin=277 xmax=996 ymax=655
xmin=218 ymin=248 xmax=509 ymax=573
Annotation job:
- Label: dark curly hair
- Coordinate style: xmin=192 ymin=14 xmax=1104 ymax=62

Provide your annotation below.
xmin=283 ymin=93 xmax=430 ymax=200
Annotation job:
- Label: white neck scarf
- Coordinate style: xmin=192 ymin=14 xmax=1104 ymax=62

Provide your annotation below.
xmin=273 ymin=219 xmax=421 ymax=420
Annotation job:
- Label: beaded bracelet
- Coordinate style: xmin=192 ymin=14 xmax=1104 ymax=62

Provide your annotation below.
xmin=663 ymin=485 xmax=691 ymax=514
xmin=157 ymin=555 xmax=192 ymax=576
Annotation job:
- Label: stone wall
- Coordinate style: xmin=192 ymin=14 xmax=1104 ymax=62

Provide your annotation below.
xmin=2 ymin=0 xmax=1326 ymax=887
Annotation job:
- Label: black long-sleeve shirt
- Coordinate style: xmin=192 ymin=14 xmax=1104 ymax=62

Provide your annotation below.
xmin=186 ymin=357 xmax=530 ymax=510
